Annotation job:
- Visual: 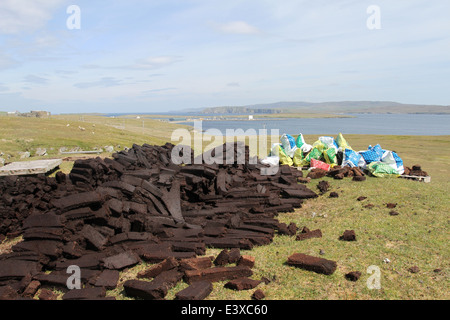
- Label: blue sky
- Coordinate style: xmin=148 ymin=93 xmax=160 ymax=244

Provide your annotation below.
xmin=0 ymin=0 xmax=449 ymax=114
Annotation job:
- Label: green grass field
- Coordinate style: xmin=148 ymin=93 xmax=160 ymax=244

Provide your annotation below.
xmin=0 ymin=114 xmax=192 ymax=161
xmin=0 ymin=114 xmax=448 ymax=300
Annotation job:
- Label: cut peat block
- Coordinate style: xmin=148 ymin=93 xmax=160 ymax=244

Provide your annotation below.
xmin=62 ymin=287 xmax=106 ymax=300
xmin=345 ymin=271 xmax=362 ymax=282
xmin=101 ymin=250 xmax=140 ymax=270
xmin=339 ymin=230 xmax=357 ymax=241
xmin=137 ymin=257 xmax=179 ymax=279
xmin=94 ymin=269 xmax=120 ymax=289
xmin=184 ymin=265 xmax=253 ymax=284
xmin=296 ymin=229 xmax=322 ymax=241
xmin=213 ymin=248 xmax=241 ymax=266
xmin=0 ymin=260 xmax=41 ymax=281
xmin=286 ymin=253 xmax=337 ymax=275
xmin=237 ymin=255 xmax=256 ymax=269
xmin=124 ymin=269 xmax=183 ymax=300
xmin=178 ymin=256 xmax=214 ymax=272
xmin=175 ymin=281 xmax=213 ymax=300
xmin=224 ymin=277 xmax=262 ymax=291
xmin=51 ymin=191 xmax=103 ymax=212
xmin=252 ymin=289 xmax=266 ymax=300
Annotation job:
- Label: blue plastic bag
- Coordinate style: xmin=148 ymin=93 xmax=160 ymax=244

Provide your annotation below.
xmin=392 ymin=151 xmax=403 ymax=168
xmin=360 ymin=144 xmax=384 ymax=164
xmin=343 ymin=148 xmax=362 ymax=167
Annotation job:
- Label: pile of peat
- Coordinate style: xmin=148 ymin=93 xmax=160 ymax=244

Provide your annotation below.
xmin=0 ymin=142 xmax=321 ymax=299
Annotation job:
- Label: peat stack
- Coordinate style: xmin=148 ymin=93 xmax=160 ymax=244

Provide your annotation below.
xmin=0 ymin=142 xmax=318 ymax=299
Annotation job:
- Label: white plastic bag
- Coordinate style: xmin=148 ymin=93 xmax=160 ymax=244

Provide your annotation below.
xmin=319 ymin=136 xmax=338 ymax=151
xmin=381 ymin=150 xmax=404 ymax=174
xmin=300 ymin=143 xmax=313 ymax=154
xmin=261 ymin=156 xmax=280 ymax=167
xmin=280 ymin=134 xmax=297 ymax=158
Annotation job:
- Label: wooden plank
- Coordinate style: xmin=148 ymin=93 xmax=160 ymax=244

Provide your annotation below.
xmin=60 ymin=150 xmax=102 ymax=155
xmin=0 ymin=159 xmax=62 ymax=176
xmin=398 ymin=175 xmax=431 ymax=183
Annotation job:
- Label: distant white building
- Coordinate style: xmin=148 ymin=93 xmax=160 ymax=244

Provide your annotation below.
xmin=248 ymin=115 xmax=254 ymax=120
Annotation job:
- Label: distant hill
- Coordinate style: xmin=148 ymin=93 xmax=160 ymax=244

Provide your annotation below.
xmin=201 ymin=107 xmax=282 ymax=114
xmin=198 ymin=101 xmax=450 ymax=114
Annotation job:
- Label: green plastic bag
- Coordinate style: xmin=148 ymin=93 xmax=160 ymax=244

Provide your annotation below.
xmin=368 ymin=161 xmax=400 ymax=178
xmin=336 ymin=133 xmax=351 ymax=150
xmin=312 ymin=140 xmax=327 ymax=153
xmin=293 ymin=148 xmax=304 ymax=167
xmin=305 ymin=147 xmax=322 ymax=164
xmin=296 ymin=134 xmax=306 ymax=148
xmin=323 ymin=147 xmax=337 ymax=165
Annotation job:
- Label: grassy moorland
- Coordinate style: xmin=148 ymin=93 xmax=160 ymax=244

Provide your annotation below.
xmin=0 ymin=114 xmax=192 ymax=161
xmin=120 ymin=134 xmax=449 ymax=300
xmin=0 ymin=114 xmax=448 ymax=300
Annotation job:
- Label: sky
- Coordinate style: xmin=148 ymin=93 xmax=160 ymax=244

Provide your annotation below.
xmin=0 ymin=0 xmax=449 ymax=114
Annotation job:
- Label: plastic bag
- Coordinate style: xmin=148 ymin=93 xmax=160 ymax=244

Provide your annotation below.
xmin=323 ymin=147 xmax=338 ymax=165
xmin=272 ymin=144 xmax=293 ymax=166
xmin=342 ymin=148 xmax=362 ymax=167
xmin=381 ymin=150 xmax=405 ymax=175
xmin=319 ymin=136 xmax=338 ymax=151
xmin=392 ymin=151 xmax=404 ymax=174
xmin=360 ymin=144 xmax=384 ymax=164
xmin=368 ymin=161 xmax=400 ymax=178
xmin=311 ymin=158 xmax=330 ymax=171
xmin=301 ymin=143 xmax=313 ymax=154
xmin=280 ymin=134 xmax=297 ymax=158
xmin=336 ymin=150 xmax=344 ymax=166
xmin=312 ymin=140 xmax=327 ymax=153
xmin=292 ymin=148 xmax=304 ymax=167
xmin=357 ymin=154 xmax=367 ymax=169
xmin=381 ymin=151 xmax=397 ymax=170
xmin=261 ymin=156 xmax=279 ymax=167
xmin=296 ymin=134 xmax=306 ymax=148
xmin=270 ymin=143 xmax=281 ymax=157
xmin=336 ymin=133 xmax=351 ymax=150
xmin=305 ymin=147 xmax=322 ymax=164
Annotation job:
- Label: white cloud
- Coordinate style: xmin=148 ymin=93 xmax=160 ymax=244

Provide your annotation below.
xmin=0 ymin=0 xmax=67 ymax=34
xmin=216 ymin=21 xmax=261 ymax=35
xmin=131 ymin=56 xmax=182 ymax=70
xmin=141 ymin=87 xmax=177 ymax=95
xmin=24 ymin=74 xmax=48 ymax=84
